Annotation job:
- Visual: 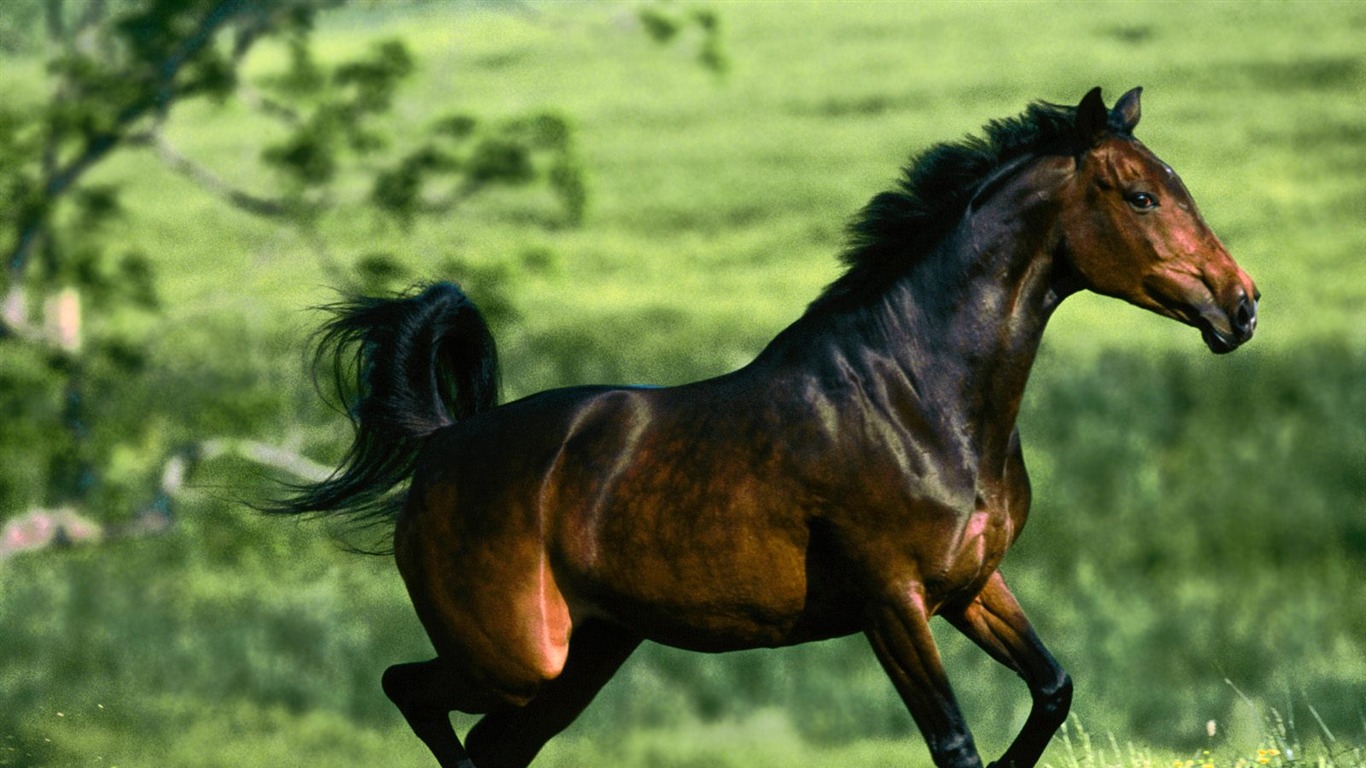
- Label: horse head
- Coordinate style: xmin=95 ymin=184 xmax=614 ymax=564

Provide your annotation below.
xmin=1058 ymin=87 xmax=1259 ymax=353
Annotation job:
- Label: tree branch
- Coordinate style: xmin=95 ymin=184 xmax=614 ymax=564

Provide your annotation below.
xmin=238 ymin=81 xmax=303 ymax=124
xmin=299 ymin=222 xmax=354 ymax=290
xmin=149 ymin=0 xmax=248 ymax=113
xmin=130 ymin=126 xmax=292 ymax=217
xmin=199 ymin=439 xmax=332 ymax=483
xmin=0 ymin=437 xmax=334 ymax=560
xmin=6 ymin=0 xmax=250 ymax=279
xmin=415 ymin=178 xmax=486 ymax=216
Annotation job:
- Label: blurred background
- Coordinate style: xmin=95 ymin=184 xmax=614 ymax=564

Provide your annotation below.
xmin=1 ymin=2 xmax=1362 ymax=766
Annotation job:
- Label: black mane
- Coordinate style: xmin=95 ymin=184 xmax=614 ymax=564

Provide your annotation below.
xmin=807 ymin=99 xmax=1121 ymax=314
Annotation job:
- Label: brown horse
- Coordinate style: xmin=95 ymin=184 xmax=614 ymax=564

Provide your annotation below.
xmin=277 ymin=87 xmax=1257 ymax=768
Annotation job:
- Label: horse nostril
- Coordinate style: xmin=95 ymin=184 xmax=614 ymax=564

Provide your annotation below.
xmin=1234 ymin=295 xmax=1256 ymax=339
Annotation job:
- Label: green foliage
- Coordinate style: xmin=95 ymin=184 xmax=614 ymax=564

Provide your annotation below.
xmin=466 ymin=137 xmax=533 ymax=184
xmin=639 ymin=4 xmax=729 ymax=75
xmin=0 ymin=0 xmax=44 ymax=54
xmin=0 ymin=344 xmax=63 ymax=510
xmin=638 ymin=7 xmax=682 ymax=44
xmin=369 ymin=109 xmax=588 ymax=228
xmin=0 ymin=0 xmax=332 ymax=511
xmin=0 ymin=0 xmax=592 ymax=518
xmin=261 ymin=37 xmax=413 ymax=188
xmin=270 ymin=33 xmax=326 ymax=95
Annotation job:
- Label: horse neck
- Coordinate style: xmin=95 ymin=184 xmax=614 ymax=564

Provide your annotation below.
xmin=780 ymin=158 xmax=1070 ymax=466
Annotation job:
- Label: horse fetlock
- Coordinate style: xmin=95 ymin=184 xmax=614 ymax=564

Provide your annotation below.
xmin=930 ymin=731 xmax=984 ymax=768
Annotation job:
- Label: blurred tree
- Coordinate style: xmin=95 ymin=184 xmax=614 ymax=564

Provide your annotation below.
xmin=0 ymin=0 xmax=579 ymax=525
xmin=0 ymin=0 xmax=318 ymax=520
xmin=0 ymin=0 xmax=721 ymax=534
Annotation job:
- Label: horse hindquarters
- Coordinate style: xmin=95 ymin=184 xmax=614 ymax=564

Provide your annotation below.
xmin=394 ymin=496 xmax=575 ymax=708
xmin=464 ymin=621 xmax=642 ymax=768
xmin=383 ymin=498 xmax=576 ymax=768
xmin=388 ymin=505 xmax=646 ymax=768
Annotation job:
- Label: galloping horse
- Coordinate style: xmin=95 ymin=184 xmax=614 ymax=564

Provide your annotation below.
xmin=277 ymin=87 xmax=1257 ymax=768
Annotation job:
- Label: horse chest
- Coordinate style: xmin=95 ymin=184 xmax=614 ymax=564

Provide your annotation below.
xmin=832 ymin=445 xmax=1028 ymax=610
xmin=920 ymin=458 xmax=1030 ymax=606
xmin=939 ymin=499 xmax=1013 ymax=597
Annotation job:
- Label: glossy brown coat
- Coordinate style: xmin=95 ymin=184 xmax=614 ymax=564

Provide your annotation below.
xmin=281 ymin=88 xmax=1257 ymax=768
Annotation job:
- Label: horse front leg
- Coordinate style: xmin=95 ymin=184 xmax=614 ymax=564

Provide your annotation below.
xmin=944 ymin=571 xmax=1072 ymax=768
xmin=865 ymin=587 xmax=985 ymax=768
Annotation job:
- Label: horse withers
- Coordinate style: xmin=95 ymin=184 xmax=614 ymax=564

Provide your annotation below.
xmin=277 ymin=87 xmax=1257 ymax=768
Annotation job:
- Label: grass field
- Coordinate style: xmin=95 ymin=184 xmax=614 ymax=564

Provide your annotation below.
xmin=2 ymin=2 xmax=1364 ymax=767
xmin=93 ymin=0 xmax=1366 ymax=370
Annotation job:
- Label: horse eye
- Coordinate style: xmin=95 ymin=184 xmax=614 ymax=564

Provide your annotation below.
xmin=1127 ymin=192 xmax=1158 ymax=210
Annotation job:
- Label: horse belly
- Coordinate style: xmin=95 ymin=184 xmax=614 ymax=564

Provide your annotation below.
xmin=570 ymin=563 xmax=829 ymax=651
xmin=556 ymin=512 xmax=860 ymax=651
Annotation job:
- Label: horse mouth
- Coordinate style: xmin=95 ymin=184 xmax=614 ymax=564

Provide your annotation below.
xmin=1197 ymin=295 xmax=1256 ymax=355
xmin=1200 ymin=323 xmax=1240 ymax=354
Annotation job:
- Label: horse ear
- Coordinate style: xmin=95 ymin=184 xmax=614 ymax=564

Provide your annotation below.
xmin=1075 ymin=87 xmax=1108 ymax=147
xmin=1114 ymin=86 xmax=1142 ymax=133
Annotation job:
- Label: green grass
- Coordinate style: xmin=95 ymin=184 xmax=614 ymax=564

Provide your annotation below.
xmin=2 ymin=1 xmax=1364 ymax=766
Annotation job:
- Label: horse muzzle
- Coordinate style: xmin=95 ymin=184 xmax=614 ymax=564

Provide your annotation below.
xmin=1199 ymin=290 xmax=1257 ymax=354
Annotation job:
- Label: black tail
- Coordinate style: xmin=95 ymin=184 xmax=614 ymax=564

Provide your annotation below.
xmin=270 ymin=282 xmax=499 ymax=529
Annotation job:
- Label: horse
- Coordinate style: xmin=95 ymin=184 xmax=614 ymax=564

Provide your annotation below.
xmin=274 ymin=87 xmax=1258 ymax=768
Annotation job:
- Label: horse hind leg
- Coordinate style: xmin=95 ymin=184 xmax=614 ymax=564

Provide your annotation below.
xmin=465 ymin=620 xmax=642 ymax=768
xmin=382 ymin=658 xmax=502 ymax=768
xmin=386 ymin=562 xmax=586 ymax=767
